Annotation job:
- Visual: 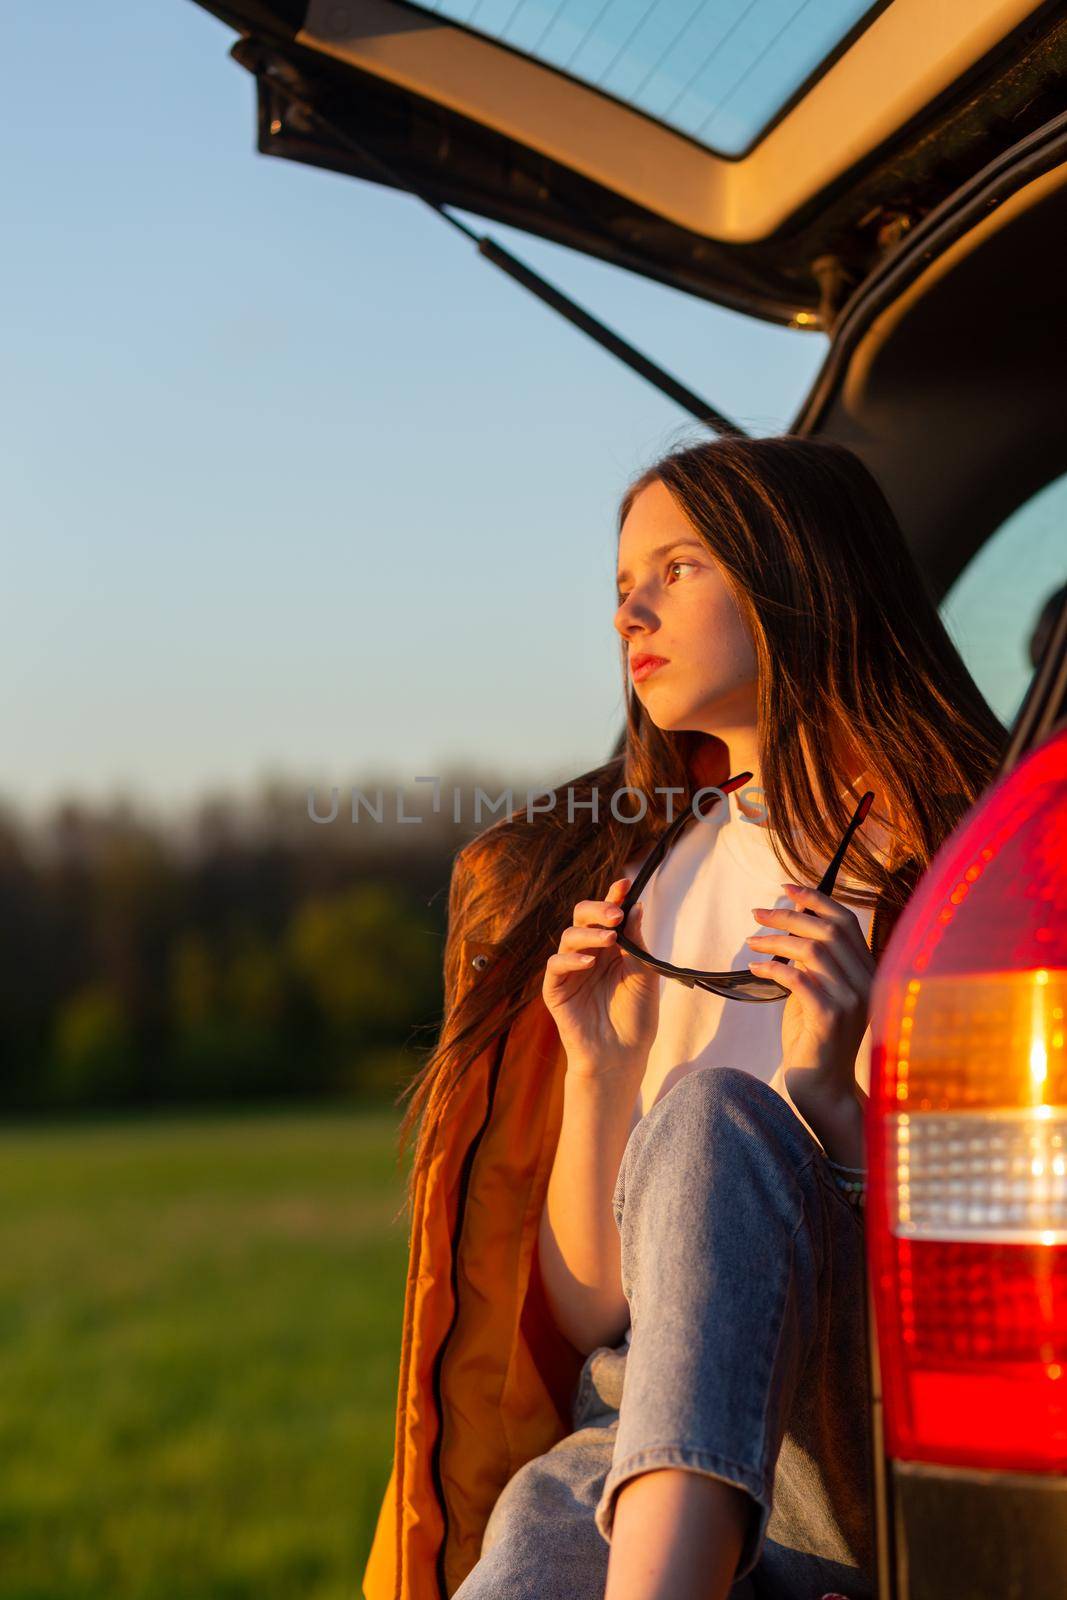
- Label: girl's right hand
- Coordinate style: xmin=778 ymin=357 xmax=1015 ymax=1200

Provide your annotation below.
xmin=542 ymin=878 xmax=661 ymax=1079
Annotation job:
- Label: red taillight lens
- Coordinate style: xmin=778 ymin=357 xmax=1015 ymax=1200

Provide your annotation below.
xmin=868 ymin=727 xmax=1067 ymax=1473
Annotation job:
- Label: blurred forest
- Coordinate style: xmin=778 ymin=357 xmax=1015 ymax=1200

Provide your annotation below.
xmin=0 ymin=771 xmax=522 ymax=1113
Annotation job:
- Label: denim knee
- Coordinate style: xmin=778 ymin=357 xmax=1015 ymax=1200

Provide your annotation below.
xmin=612 ymin=1065 xmax=822 ymax=1232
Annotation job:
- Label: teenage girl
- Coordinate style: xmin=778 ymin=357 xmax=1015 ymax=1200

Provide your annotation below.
xmin=376 ymin=435 xmax=1006 ymax=1600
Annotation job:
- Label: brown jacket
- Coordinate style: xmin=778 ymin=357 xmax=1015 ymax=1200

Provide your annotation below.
xmin=362 ymin=758 xmax=920 ymax=1599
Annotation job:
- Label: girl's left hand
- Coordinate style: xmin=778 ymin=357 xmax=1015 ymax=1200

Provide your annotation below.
xmin=745 ymin=883 xmax=873 ymax=1101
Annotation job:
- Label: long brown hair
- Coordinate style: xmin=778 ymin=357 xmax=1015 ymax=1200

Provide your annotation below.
xmin=395 ymin=434 xmax=1007 ymax=1204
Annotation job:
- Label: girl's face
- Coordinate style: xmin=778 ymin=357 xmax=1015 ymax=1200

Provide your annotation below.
xmin=614 ymin=479 xmax=758 ymax=733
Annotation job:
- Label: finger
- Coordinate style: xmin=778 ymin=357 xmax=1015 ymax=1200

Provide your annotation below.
xmin=748 ymin=955 xmax=859 ymax=1016
xmin=778 ymin=884 xmax=854 ymax=930
xmin=747 ymin=959 xmax=836 ymax=1018
xmin=746 ymin=931 xmax=869 ymax=994
xmin=754 ymin=901 xmax=847 ymax=940
xmin=559 ymin=924 xmax=620 ymax=955
xmin=777 ymin=888 xmax=874 ymax=973
xmin=766 ymin=935 xmax=863 ymax=1005
xmin=572 ymin=881 xmax=630 ymax=928
xmin=754 ymin=897 xmax=871 ymax=964
xmin=545 ymin=950 xmax=599 ymax=980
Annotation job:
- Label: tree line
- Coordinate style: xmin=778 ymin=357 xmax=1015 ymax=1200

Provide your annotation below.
xmin=0 ymin=772 xmax=522 ymax=1113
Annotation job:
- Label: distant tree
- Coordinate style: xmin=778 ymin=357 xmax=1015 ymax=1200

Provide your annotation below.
xmin=287 ymin=882 xmax=439 ymax=1092
xmin=48 ymin=984 xmax=137 ymax=1106
xmin=166 ymin=927 xmax=296 ymax=1100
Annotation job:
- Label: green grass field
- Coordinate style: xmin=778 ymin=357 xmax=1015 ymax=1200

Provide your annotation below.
xmin=0 ymin=1104 xmax=410 ymax=1600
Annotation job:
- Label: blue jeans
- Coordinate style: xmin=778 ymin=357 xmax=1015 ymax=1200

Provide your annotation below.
xmin=453 ymin=1066 xmax=873 ymax=1600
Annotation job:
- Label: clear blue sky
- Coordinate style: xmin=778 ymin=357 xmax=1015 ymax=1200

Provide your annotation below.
xmin=6 ymin=2 xmax=1062 ymax=818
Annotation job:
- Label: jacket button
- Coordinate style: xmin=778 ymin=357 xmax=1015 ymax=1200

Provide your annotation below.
xmin=471 ymin=953 xmax=490 ymax=971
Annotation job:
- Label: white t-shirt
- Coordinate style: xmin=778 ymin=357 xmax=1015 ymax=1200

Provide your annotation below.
xmin=616 ymin=780 xmax=882 ymax=1344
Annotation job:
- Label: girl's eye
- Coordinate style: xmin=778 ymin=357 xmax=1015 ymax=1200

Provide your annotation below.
xmin=616 ymin=559 xmax=697 ymax=604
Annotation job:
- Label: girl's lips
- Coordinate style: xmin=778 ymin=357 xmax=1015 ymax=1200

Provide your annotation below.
xmin=631 ymin=656 xmax=669 ymax=683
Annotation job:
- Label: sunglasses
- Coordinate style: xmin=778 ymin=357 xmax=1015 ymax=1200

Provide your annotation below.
xmin=614 ymin=771 xmax=875 ymax=1003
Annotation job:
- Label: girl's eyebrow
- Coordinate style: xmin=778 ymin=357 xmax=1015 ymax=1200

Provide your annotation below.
xmin=616 ymin=539 xmax=705 ymax=586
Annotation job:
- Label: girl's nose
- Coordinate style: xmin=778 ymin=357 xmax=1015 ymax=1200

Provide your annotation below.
xmin=615 ymin=593 xmax=653 ymax=635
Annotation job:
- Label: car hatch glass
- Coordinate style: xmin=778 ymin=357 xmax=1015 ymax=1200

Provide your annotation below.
xmin=413 ymin=0 xmax=882 ymax=155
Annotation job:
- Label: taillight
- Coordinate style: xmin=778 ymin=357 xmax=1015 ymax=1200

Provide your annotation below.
xmin=868 ymin=726 xmax=1067 ymax=1473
